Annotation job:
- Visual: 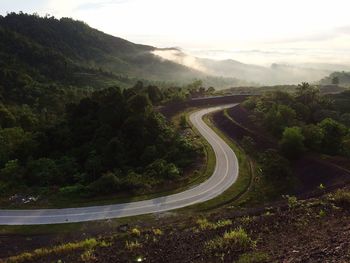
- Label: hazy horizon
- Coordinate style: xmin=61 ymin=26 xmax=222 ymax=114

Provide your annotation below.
xmin=1 ymin=0 xmax=350 ymax=67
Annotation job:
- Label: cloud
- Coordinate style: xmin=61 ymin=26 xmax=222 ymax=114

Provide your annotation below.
xmin=269 ymin=24 xmax=350 ymax=44
xmin=74 ymin=0 xmax=133 ymax=11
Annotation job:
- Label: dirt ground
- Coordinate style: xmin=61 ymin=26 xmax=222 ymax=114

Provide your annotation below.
xmin=2 ymin=188 xmax=350 ymax=263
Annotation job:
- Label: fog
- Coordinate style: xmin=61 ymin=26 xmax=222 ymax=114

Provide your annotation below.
xmin=152 ymin=49 xmax=349 ymax=86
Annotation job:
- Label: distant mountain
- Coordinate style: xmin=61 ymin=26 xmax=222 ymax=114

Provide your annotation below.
xmin=152 ymin=49 xmax=341 ymax=86
xmin=0 ymin=13 xmax=246 ymax=89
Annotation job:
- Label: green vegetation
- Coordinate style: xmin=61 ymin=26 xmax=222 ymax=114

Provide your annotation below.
xmin=279 ymin=126 xmax=305 ymax=159
xmin=244 ymin=82 xmax=350 ymax=158
xmin=205 ymin=228 xmax=255 ymax=252
xmin=196 ymin=218 xmax=232 ymax=230
xmin=0 ymin=84 xmax=198 ymax=205
xmin=125 ymin=240 xmax=142 ymax=251
xmin=5 ymin=238 xmax=109 ymax=263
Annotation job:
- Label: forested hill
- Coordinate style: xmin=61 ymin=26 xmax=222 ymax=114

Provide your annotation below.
xmin=0 ymin=12 xmax=242 ymax=89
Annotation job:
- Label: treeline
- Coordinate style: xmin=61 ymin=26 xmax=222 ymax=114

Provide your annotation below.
xmin=0 ymin=83 xmax=198 ymax=196
xmin=243 ymin=83 xmax=350 ymax=160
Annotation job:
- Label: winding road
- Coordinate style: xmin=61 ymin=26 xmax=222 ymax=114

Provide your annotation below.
xmin=0 ymin=104 xmax=238 ymax=225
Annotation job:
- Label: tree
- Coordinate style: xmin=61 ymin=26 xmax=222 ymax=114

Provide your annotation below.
xmin=332 ymin=76 xmax=340 ymax=85
xmin=318 ymin=118 xmax=347 ymax=154
xmin=240 ymin=136 xmax=256 ymax=155
xmin=0 ymin=159 xmax=23 ymax=182
xmin=25 ymin=158 xmax=59 ymax=186
xmin=0 ymin=104 xmax=15 ymax=128
xmin=207 ymin=87 xmax=215 ymax=94
xmin=295 ymin=82 xmax=320 ymax=106
xmin=147 ymin=85 xmax=163 ymax=104
xmin=264 ymin=104 xmax=297 ymax=136
xmin=145 ymin=159 xmax=180 ymax=179
xmin=88 ymin=172 xmax=121 ymax=194
xmin=279 ymin=127 xmax=305 ymax=159
xmin=127 ymin=94 xmax=151 ymax=113
xmin=0 ymin=127 xmax=31 ymax=165
xmin=302 ymin=124 xmax=324 ymax=151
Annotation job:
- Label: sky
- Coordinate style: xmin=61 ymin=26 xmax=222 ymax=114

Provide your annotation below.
xmin=1 ymin=0 xmax=350 ymax=66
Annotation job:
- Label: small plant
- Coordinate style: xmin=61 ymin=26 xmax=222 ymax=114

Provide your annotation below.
xmin=131 ymin=227 xmax=141 ymax=237
xmin=319 ymin=209 xmax=326 ymax=217
xmin=152 ymin=228 xmax=163 ymax=235
xmin=205 ymin=228 xmax=255 ymax=252
xmin=284 ymin=195 xmax=298 ymax=209
xmin=237 ymin=252 xmax=270 ymax=263
xmin=215 ymin=219 xmax=233 ymax=228
xmin=240 ymin=216 xmax=254 ymax=225
xmin=125 ymin=240 xmax=142 ymax=251
xmin=80 ymin=249 xmax=96 ymax=262
xmin=196 ymin=218 xmax=232 ymax=231
xmin=318 ymin=183 xmax=325 ymax=190
xmin=197 ymin=218 xmax=211 ymax=230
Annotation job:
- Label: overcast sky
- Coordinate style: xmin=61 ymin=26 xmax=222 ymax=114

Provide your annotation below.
xmin=1 ymin=0 xmax=350 ymax=65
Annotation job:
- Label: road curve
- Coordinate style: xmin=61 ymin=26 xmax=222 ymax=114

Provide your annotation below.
xmin=0 ymin=104 xmax=238 ymax=225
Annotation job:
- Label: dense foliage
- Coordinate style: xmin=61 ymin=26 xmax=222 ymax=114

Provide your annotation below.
xmin=0 ymin=84 xmax=198 ymax=196
xmin=244 ymin=83 xmax=350 ymax=159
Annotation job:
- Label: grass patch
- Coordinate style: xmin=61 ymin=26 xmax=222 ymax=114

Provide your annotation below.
xmin=196 ymin=218 xmax=232 ymax=231
xmin=205 ymin=227 xmax=255 ymax=252
xmin=125 ymin=240 xmax=142 ymax=251
xmin=152 ymin=228 xmax=163 ymax=235
xmin=5 ymin=238 xmax=110 ymax=263
xmin=237 ymin=252 xmax=270 ymax=263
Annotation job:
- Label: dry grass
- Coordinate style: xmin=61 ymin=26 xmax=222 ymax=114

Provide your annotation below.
xmin=6 ymin=238 xmax=110 ymax=263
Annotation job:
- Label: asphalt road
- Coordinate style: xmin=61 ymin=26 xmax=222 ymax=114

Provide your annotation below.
xmin=0 ymin=104 xmax=238 ymax=225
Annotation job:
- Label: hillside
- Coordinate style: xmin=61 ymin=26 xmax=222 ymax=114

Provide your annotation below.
xmin=0 ymin=13 xmax=244 ymax=90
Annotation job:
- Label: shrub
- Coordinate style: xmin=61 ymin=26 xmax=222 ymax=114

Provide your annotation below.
xmin=131 ymin=227 xmax=141 ymax=237
xmin=145 ymin=159 xmax=180 ymax=179
xmin=284 ymin=195 xmax=298 ymax=209
xmin=180 ymin=115 xmax=187 ymax=129
xmin=279 ymin=126 xmax=305 ymax=159
xmin=205 ymin=228 xmax=255 ymax=252
xmin=152 ymin=228 xmax=163 ymax=235
xmin=88 ymin=172 xmax=121 ymax=194
xmin=259 ymin=149 xmax=291 ymax=180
